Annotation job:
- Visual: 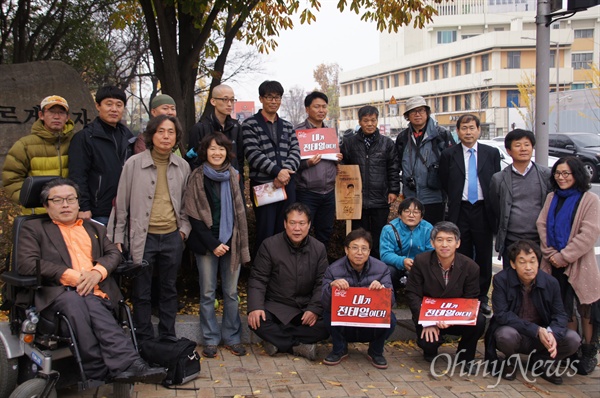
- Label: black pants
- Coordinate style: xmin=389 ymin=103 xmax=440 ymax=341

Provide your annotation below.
xmin=324 ymin=311 xmax=396 ymax=356
xmin=423 ymin=202 xmax=445 ymax=226
xmin=296 ymin=189 xmax=335 ymax=248
xmin=457 ymin=201 xmax=493 ymax=302
xmin=415 ymin=312 xmax=486 ymax=362
xmin=251 ymin=310 xmax=329 ymax=353
xmin=251 ymin=178 xmax=297 ymax=257
xmin=44 ymin=291 xmax=138 ymax=380
xmin=352 ymin=207 xmax=390 ymax=260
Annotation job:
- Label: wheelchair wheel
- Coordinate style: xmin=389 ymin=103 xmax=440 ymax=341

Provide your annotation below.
xmin=0 ymin=338 xmax=18 ymax=398
xmin=112 ymin=382 xmax=133 ymax=398
xmin=9 ymin=379 xmax=57 ymax=398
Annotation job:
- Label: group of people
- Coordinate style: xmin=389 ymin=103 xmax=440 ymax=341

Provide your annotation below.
xmin=2 ymin=82 xmax=599 ymax=385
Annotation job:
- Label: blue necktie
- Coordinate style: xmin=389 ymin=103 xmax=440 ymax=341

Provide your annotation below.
xmin=468 ymin=148 xmax=478 ymax=204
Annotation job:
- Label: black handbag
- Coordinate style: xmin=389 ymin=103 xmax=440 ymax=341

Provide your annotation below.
xmin=139 ymin=336 xmax=201 ymax=387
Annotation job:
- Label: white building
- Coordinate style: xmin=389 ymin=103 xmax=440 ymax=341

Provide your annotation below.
xmin=339 ymin=0 xmax=599 ymax=138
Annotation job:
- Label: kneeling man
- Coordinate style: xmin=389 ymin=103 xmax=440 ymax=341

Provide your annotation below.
xmin=18 ymin=178 xmax=166 ymax=383
xmin=485 ymin=240 xmax=580 ymax=385
xmin=406 ymin=221 xmax=486 ymax=366
xmin=247 ymin=203 xmax=330 ymax=360
xmin=322 ymin=228 xmax=396 ymax=369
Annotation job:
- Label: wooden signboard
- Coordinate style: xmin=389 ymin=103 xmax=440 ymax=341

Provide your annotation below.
xmin=335 ymin=165 xmax=362 ymax=221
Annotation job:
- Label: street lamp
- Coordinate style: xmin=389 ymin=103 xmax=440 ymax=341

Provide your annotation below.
xmin=521 ymin=36 xmax=560 ymax=131
xmin=378 ymin=78 xmax=387 ymax=134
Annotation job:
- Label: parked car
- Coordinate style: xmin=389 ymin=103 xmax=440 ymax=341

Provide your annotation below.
xmin=479 ymin=140 xmax=559 ymax=169
xmin=548 ymin=132 xmax=600 ymax=181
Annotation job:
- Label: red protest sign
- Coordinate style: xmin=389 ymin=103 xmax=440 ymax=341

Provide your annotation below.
xmin=418 ymin=297 xmax=480 ymax=327
xmin=331 ymin=287 xmax=392 ymax=328
xmin=296 ymin=128 xmax=340 ymax=161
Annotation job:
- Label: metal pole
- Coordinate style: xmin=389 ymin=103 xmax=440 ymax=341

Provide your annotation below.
xmin=535 ymin=0 xmax=551 ymax=167
xmin=556 ymin=40 xmax=560 ymax=132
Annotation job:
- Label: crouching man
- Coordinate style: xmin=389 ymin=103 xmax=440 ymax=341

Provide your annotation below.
xmin=322 ymin=228 xmax=396 ymax=369
xmin=484 ymin=240 xmax=581 ymax=385
xmin=17 ymin=178 xmax=166 ymax=383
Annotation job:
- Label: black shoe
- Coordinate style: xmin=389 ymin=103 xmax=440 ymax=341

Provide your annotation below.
xmin=502 ymin=365 xmax=517 ymax=381
xmin=367 ymin=351 xmax=388 ymax=369
xmin=540 ymin=371 xmax=563 ymax=385
xmin=323 ymin=349 xmax=349 ymax=366
xmin=202 ymin=345 xmax=218 ymax=358
xmin=112 ymin=358 xmax=166 ymax=384
xmin=292 ymin=343 xmax=317 ymax=361
xmin=226 ymin=344 xmax=247 ymax=356
xmin=423 ymin=349 xmax=438 ymax=363
xmin=262 ymin=341 xmax=278 ymax=356
xmin=480 ymin=302 xmax=492 ymax=316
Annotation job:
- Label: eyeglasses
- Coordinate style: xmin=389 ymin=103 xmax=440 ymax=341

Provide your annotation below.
xmin=348 ymin=245 xmax=370 ymax=253
xmin=401 ymin=209 xmax=422 ymax=216
xmin=554 ymin=171 xmax=572 ymax=178
xmin=45 ymin=109 xmax=68 ymax=116
xmin=408 ymin=108 xmax=427 ymax=116
xmin=48 ymin=196 xmax=78 ymax=205
xmin=213 ymin=97 xmax=237 ymax=104
xmin=263 ymin=95 xmax=282 ymax=102
xmin=287 ymin=221 xmax=308 ymax=227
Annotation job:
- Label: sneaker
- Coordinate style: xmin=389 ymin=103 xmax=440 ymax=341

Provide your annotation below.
xmin=323 ymin=349 xmax=349 ymax=366
xmin=202 ymin=345 xmax=218 ymax=358
xmin=226 ymin=344 xmax=247 ymax=356
xmin=367 ymin=351 xmax=388 ymax=369
xmin=262 ymin=340 xmax=278 ymax=356
xmin=292 ymin=343 xmax=317 ymax=361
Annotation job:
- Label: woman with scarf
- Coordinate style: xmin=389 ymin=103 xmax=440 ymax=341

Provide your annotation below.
xmin=184 ymin=132 xmax=250 ymax=359
xmin=537 ymin=156 xmax=600 ymax=375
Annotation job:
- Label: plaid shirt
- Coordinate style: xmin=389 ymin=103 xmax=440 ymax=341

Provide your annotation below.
xmin=438 ymin=261 xmax=454 ymax=286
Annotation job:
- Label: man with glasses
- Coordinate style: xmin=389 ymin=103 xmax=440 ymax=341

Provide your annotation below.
xmin=247 ymin=203 xmax=329 ymax=360
xmin=322 ymin=228 xmax=396 ymax=369
xmin=187 ymin=84 xmax=244 ymax=174
xmin=489 ymin=129 xmax=552 ymax=269
xmin=17 ymin=177 xmax=167 ymax=383
xmin=3 ymin=95 xmax=75 ymax=214
xmin=396 ymin=96 xmax=455 ymax=226
xmin=243 ymin=80 xmax=300 ymax=254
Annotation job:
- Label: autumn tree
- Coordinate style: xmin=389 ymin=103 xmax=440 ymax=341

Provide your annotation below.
xmin=513 ymin=72 xmax=536 ymax=131
xmin=281 ymin=85 xmax=307 ymax=126
xmin=313 ymin=62 xmax=340 ymax=129
xmin=138 ymin=0 xmax=444 ymax=140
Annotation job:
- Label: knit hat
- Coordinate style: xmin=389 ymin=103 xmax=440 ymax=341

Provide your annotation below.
xmin=151 ymin=94 xmax=176 ymax=109
xmin=404 ymin=96 xmax=429 ymax=116
xmin=41 ymin=95 xmax=69 ymax=112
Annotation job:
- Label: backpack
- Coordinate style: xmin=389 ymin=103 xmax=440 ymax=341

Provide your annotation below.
xmin=139 ymin=336 xmax=201 ymax=387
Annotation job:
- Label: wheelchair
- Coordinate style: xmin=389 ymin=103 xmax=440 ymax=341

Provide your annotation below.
xmin=0 ymin=176 xmax=135 ymax=398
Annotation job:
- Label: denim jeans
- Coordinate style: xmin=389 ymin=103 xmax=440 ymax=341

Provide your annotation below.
xmin=132 ymin=230 xmax=183 ymax=341
xmin=196 ymin=252 xmax=242 ymax=345
xmin=295 ymin=189 xmax=335 ymax=248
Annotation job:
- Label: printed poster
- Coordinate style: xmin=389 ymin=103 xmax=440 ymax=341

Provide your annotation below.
xmin=335 ymin=165 xmax=362 ymax=220
xmin=253 ymin=182 xmax=287 ymax=207
xmin=418 ymin=297 xmax=480 ymax=327
xmin=296 ymin=128 xmax=340 ymax=161
xmin=331 ymin=287 xmax=392 ymax=328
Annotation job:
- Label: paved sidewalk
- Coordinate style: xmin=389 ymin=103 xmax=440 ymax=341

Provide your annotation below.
xmin=59 ymin=340 xmax=599 ymax=397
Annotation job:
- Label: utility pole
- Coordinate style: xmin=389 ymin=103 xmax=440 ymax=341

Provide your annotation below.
xmin=534 ymin=0 xmax=551 ymax=167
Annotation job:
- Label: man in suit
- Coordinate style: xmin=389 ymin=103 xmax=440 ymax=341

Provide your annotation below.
xmin=439 ymin=114 xmax=500 ymax=315
xmin=405 ymin=222 xmax=486 ymax=366
xmin=17 ymin=178 xmax=166 ymax=383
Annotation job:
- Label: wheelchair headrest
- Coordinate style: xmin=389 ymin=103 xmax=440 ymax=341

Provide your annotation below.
xmin=19 ymin=176 xmax=59 ymax=208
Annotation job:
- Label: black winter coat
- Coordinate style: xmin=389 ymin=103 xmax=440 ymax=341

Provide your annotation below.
xmin=341 ymin=129 xmax=400 ymax=209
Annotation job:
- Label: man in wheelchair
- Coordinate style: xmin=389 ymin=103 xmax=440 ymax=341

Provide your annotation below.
xmin=16 ymin=177 xmax=166 ymax=384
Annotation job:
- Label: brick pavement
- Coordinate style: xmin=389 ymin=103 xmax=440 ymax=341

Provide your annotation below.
xmin=59 ymin=340 xmax=599 ymax=398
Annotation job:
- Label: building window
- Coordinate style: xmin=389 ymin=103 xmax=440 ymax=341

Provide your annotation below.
xmin=507 ymin=90 xmax=520 ymax=107
xmin=442 ymin=97 xmax=449 ymax=112
xmin=422 ymin=68 xmax=428 ymax=82
xmin=434 ymin=97 xmax=440 ymax=112
xmin=574 ymin=29 xmax=593 ymax=39
xmin=455 ymin=95 xmax=462 ymax=111
xmin=571 ymin=83 xmax=593 ymax=90
xmin=481 ymin=91 xmax=488 ymax=109
xmin=465 ymin=94 xmax=471 ymax=110
xmin=550 ymin=50 xmax=556 ymax=68
xmin=465 ymin=59 xmax=471 ymax=74
xmin=455 ymin=60 xmax=462 ymax=76
xmin=404 ymin=72 xmax=410 ymax=85
xmin=507 ymin=51 xmax=521 ymax=69
xmin=368 ymin=80 xmax=373 ymax=91
xmin=437 ymin=30 xmax=457 ymax=44
xmin=434 ymin=65 xmax=440 ymax=80
xmin=481 ymin=54 xmax=489 ymax=71
xmin=572 ymin=53 xmax=593 ymax=69
xmin=393 ymin=74 xmax=399 ymax=87
xmin=415 ymin=69 xmax=420 ymax=83
xmin=462 ymin=34 xmax=479 ymax=39
xmin=442 ymin=63 xmax=449 ymax=78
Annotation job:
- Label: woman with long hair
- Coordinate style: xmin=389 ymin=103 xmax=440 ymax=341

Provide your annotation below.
xmin=537 ymin=156 xmax=600 ymax=375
